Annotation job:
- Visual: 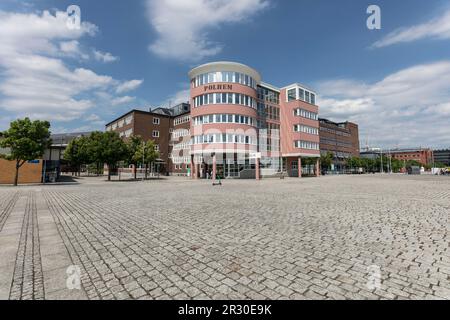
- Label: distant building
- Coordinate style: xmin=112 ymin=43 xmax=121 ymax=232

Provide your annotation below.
xmin=389 ymin=148 xmax=434 ymax=166
xmin=105 ymin=104 xmax=191 ymax=175
xmin=319 ymin=118 xmax=360 ymax=172
xmin=361 ymin=147 xmax=434 ymax=166
xmin=433 ymin=149 xmax=450 ymax=166
xmin=43 ymin=132 xmax=92 ymax=180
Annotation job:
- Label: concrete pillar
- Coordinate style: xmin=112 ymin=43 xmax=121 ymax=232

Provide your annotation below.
xmin=298 ymin=157 xmax=302 ymax=178
xmin=191 ymin=155 xmax=196 ymax=179
xmin=256 ymin=158 xmax=260 ymax=180
xmin=316 ymin=158 xmax=320 ymax=177
xmin=212 ymin=154 xmax=217 ymax=184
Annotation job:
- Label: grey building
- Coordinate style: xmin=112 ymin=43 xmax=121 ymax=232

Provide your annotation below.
xmin=434 ymin=149 xmax=450 ymax=166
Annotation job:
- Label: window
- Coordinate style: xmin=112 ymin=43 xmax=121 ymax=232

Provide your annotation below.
xmin=298 ymin=88 xmax=305 ymax=101
xmin=152 ymin=131 xmax=160 ymax=138
xmin=155 ymin=145 xmax=160 ymax=151
xmin=124 ymin=129 xmax=133 ymax=138
xmin=294 ymin=125 xmax=319 ymax=135
xmin=288 ymin=89 xmax=296 ymax=102
xmin=294 ymin=140 xmax=319 ymax=150
xmin=153 ymin=118 xmax=160 ymax=125
xmin=193 ymin=72 xmax=256 ymax=89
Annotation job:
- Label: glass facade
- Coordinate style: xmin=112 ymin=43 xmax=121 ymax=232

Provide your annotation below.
xmin=294 ymin=124 xmax=319 ymax=135
xmin=294 ymin=108 xmax=318 ymax=120
xmin=193 ymin=114 xmax=256 ymax=126
xmin=294 ymin=141 xmax=320 ymax=150
xmin=193 ymin=134 xmax=257 ymax=145
xmin=192 ymin=71 xmax=257 ymax=89
xmin=193 ymin=93 xmax=257 ymax=109
xmin=286 ymin=86 xmax=316 ymax=105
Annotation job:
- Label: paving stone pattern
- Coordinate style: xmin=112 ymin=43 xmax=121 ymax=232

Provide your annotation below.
xmin=0 ymin=175 xmax=449 ymax=300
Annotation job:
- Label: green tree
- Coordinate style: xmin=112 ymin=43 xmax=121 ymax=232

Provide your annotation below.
xmin=320 ymin=152 xmax=333 ymax=171
xmin=126 ymin=135 xmax=144 ymax=180
xmin=92 ymin=131 xmax=129 ymax=181
xmin=64 ymin=136 xmax=91 ymax=176
xmin=0 ymin=118 xmax=51 ymax=186
xmin=134 ymin=139 xmax=159 ymax=179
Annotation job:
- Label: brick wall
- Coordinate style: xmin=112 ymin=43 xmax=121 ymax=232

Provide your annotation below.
xmin=0 ymin=159 xmax=43 ymax=184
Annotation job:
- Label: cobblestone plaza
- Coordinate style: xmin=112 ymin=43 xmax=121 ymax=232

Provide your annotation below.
xmin=0 ymin=175 xmax=449 ymax=300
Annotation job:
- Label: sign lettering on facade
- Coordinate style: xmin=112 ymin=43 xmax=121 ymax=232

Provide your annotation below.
xmin=204 ymin=84 xmax=233 ymax=92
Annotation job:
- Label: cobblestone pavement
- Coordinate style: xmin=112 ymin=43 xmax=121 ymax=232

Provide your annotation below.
xmin=0 ymin=175 xmax=449 ymax=300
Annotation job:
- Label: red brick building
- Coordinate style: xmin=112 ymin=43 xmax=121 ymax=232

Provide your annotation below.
xmin=389 ymin=148 xmax=434 ymax=166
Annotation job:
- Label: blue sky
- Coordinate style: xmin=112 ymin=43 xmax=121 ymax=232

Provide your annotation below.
xmin=0 ymin=0 xmax=449 ymax=148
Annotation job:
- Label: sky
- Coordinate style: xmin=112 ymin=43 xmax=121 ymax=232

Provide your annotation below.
xmin=0 ymin=0 xmax=449 ymax=149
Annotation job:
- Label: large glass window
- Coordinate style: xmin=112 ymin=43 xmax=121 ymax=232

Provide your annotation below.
xmin=288 ymin=89 xmax=296 ymax=102
xmin=192 ymin=71 xmax=257 ymax=89
xmin=193 ymin=93 xmax=256 ymax=109
xmin=193 ymin=114 xmax=255 ymax=126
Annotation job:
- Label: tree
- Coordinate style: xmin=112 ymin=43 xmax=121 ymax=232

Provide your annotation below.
xmin=320 ymin=152 xmax=333 ymax=172
xmin=0 ymin=118 xmax=51 ymax=186
xmin=92 ymin=131 xmax=129 ymax=181
xmin=126 ymin=135 xmax=144 ymax=180
xmin=64 ymin=136 xmax=91 ymax=176
xmin=134 ymin=139 xmax=159 ymax=179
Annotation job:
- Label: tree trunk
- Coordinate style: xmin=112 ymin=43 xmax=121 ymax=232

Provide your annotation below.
xmin=134 ymin=164 xmax=137 ymax=180
xmin=108 ymin=164 xmax=111 ymax=181
xmin=145 ymin=163 xmax=148 ymax=180
xmin=14 ymin=160 xmax=20 ymax=186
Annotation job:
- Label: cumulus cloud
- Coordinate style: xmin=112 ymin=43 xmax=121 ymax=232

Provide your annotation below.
xmin=111 ymin=96 xmax=136 ymax=106
xmin=372 ymin=9 xmax=450 ymax=48
xmin=0 ymin=9 xmax=138 ymax=123
xmin=93 ymin=50 xmax=119 ymax=63
xmin=116 ymin=79 xmax=144 ymax=94
xmin=146 ymin=0 xmax=269 ymax=61
xmin=164 ymin=88 xmax=190 ymax=106
xmin=317 ymin=61 xmax=450 ymax=149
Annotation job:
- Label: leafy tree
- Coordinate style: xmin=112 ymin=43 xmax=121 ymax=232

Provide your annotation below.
xmin=92 ymin=131 xmax=129 ymax=181
xmin=0 ymin=118 xmax=51 ymax=186
xmin=320 ymin=152 xmax=333 ymax=171
xmin=134 ymin=139 xmax=159 ymax=179
xmin=126 ymin=135 xmax=144 ymax=180
xmin=64 ymin=136 xmax=91 ymax=176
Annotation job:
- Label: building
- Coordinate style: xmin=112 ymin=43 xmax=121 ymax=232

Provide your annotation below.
xmin=106 ymin=109 xmax=179 ymax=174
xmin=43 ymin=132 xmax=92 ymax=180
xmin=389 ymin=148 xmax=434 ymax=166
xmin=433 ymin=149 xmax=450 ymax=166
xmin=107 ymin=61 xmax=322 ymax=179
xmin=0 ymin=153 xmax=43 ymax=185
xmin=319 ymin=118 xmax=360 ymax=172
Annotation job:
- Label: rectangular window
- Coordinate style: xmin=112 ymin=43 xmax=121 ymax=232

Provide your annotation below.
xmin=311 ymin=93 xmax=316 ymax=105
xmin=305 ymin=91 xmax=310 ymax=103
xmin=235 ymin=72 xmax=240 ymax=83
xmin=153 ymin=118 xmax=160 ymax=125
xmin=152 ymin=131 xmax=160 ymax=138
xmin=299 ymin=89 xmax=305 ymax=101
xmin=288 ymin=89 xmax=296 ymax=102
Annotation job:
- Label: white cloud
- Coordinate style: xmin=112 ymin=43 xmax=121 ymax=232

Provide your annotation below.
xmin=165 ymin=88 xmax=190 ymax=106
xmin=372 ymin=9 xmax=450 ymax=48
xmin=93 ymin=50 xmax=119 ymax=63
xmin=85 ymin=114 xmax=101 ymax=121
xmin=116 ymin=79 xmax=144 ymax=94
xmin=317 ymin=61 xmax=450 ymax=149
xmin=0 ymin=10 xmax=139 ymax=123
xmin=111 ymin=96 xmax=136 ymax=106
xmin=146 ymin=0 xmax=269 ymax=61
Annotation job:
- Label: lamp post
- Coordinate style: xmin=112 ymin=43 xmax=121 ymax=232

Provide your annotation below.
xmin=142 ymin=141 xmax=145 ymax=182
